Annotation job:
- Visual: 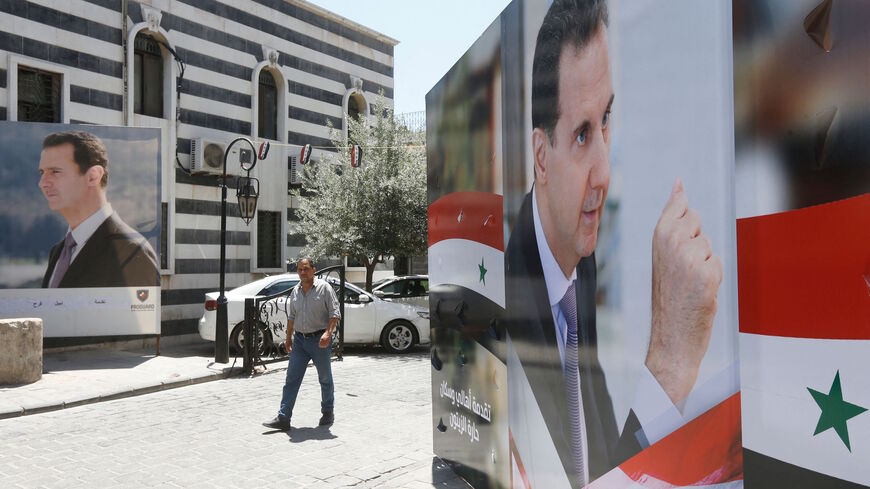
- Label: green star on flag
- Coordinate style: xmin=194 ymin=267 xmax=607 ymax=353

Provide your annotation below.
xmin=478 ymin=258 xmax=487 ymax=286
xmin=808 ymin=370 xmax=867 ymax=452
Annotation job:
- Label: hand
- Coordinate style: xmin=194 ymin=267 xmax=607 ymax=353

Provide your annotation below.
xmin=319 ymin=330 xmax=331 ymax=348
xmin=646 ymin=178 xmax=723 ymax=405
xmin=285 ymin=332 xmax=293 ymax=354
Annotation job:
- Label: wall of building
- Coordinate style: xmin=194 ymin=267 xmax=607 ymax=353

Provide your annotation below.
xmin=0 ymin=0 xmax=396 ymax=339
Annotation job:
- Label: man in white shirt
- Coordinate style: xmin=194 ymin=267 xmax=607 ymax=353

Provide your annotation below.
xmin=505 ymin=0 xmax=723 ymax=485
xmin=38 ymin=131 xmax=160 ymax=288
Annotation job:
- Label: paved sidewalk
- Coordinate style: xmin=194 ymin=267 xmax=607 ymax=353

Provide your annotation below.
xmin=0 ymin=342 xmax=469 ymax=488
xmin=0 ymin=343 xmax=240 ymax=419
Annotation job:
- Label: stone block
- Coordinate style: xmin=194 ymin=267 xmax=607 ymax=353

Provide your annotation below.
xmin=0 ymin=318 xmax=43 ymax=385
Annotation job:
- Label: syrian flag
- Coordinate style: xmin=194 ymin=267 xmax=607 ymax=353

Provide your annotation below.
xmin=428 ymin=192 xmax=505 ymax=349
xmin=350 ymin=144 xmax=362 ymax=168
xmin=299 ymin=143 xmax=312 ymax=165
xmin=737 ymin=193 xmax=870 ymax=488
xmin=584 ymin=393 xmax=743 ymax=488
xmin=429 ymin=191 xmax=508 ymax=485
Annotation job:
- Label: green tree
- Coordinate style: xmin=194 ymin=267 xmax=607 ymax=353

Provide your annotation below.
xmin=295 ymin=97 xmax=426 ymax=291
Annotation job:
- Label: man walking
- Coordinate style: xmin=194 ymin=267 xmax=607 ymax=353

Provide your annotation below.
xmin=263 ymin=258 xmax=340 ymax=431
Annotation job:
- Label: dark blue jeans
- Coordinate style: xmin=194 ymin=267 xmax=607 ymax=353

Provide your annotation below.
xmin=278 ymin=332 xmax=334 ymax=420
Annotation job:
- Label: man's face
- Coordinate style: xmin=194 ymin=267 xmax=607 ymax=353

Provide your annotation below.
xmin=38 ymin=144 xmax=90 ymax=213
xmin=536 ymin=27 xmax=613 ymax=264
xmin=297 ymin=260 xmax=315 ymax=283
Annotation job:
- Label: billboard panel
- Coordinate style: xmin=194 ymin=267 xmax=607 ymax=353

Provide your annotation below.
xmin=430 ymin=0 xmax=742 ymax=487
xmin=733 ymin=1 xmax=870 ymax=486
xmin=506 ymin=0 xmax=739 ymax=486
xmin=0 ymin=123 xmax=161 ymax=336
xmin=428 ymin=12 xmax=510 ymax=488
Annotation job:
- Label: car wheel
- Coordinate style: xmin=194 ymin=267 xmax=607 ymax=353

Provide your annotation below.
xmin=231 ymin=321 xmax=272 ymax=356
xmin=381 ymin=320 xmax=417 ymax=354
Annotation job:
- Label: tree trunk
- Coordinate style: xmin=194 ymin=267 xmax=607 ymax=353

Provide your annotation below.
xmin=364 ymin=258 xmax=376 ymax=292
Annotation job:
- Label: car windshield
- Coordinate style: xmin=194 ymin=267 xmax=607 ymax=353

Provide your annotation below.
xmin=371 ymin=278 xmax=390 ymax=288
xmin=258 ymin=280 xmax=299 ymax=297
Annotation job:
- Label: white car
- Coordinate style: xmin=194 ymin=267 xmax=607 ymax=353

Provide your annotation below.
xmin=198 ymin=273 xmax=430 ymax=354
xmin=371 ymin=275 xmax=429 ymax=309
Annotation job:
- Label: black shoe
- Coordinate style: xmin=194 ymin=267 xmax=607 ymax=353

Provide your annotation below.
xmin=262 ymin=416 xmax=291 ymax=431
xmin=319 ymin=411 xmax=334 ymax=426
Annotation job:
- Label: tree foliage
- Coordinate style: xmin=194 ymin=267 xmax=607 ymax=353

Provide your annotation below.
xmin=295 ymin=97 xmax=426 ymax=290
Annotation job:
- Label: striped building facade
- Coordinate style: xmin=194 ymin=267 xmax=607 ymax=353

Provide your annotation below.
xmin=0 ymin=0 xmax=396 ymax=339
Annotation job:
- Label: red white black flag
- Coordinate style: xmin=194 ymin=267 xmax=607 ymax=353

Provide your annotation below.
xmin=350 ymin=144 xmax=362 ymax=168
xmin=299 ymin=144 xmax=312 ymax=165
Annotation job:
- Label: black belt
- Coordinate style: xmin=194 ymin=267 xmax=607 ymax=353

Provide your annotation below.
xmin=296 ymin=329 xmax=326 ymax=338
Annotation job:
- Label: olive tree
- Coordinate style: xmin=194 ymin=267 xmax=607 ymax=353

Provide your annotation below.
xmin=294 ymin=97 xmax=426 ymax=291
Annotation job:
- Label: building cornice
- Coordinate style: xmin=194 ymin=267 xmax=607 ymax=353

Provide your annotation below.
xmin=290 ymin=0 xmax=400 ymax=47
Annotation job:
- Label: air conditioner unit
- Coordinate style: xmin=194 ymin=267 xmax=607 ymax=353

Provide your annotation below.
xmin=289 ymin=154 xmax=301 ymax=186
xmin=190 ymin=138 xmax=228 ymax=175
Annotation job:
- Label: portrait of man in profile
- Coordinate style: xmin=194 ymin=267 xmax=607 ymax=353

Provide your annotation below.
xmin=505 ymin=0 xmax=723 ymax=486
xmin=38 ymin=130 xmax=160 ymax=288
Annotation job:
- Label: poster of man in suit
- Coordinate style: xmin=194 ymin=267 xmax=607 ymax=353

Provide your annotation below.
xmin=427 ymin=0 xmax=742 ymax=487
xmin=38 ymin=130 xmax=160 ymax=288
xmin=504 ymin=0 xmax=740 ymax=487
xmin=0 ymin=122 xmax=161 ymax=339
xmin=0 ymin=123 xmax=160 ymax=289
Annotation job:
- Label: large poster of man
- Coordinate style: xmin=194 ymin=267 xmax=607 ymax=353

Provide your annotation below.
xmin=504 ymin=0 xmax=740 ymax=487
xmin=0 ymin=122 xmax=161 ymax=338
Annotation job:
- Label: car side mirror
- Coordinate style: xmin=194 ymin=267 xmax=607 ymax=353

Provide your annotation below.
xmin=373 ymin=290 xmax=385 ymax=298
xmin=358 ymin=294 xmax=372 ymax=303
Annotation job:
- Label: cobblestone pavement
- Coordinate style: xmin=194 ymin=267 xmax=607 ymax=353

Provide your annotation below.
xmin=0 ymin=347 xmax=468 ymax=488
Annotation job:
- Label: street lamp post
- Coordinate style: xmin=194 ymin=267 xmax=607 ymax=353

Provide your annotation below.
xmin=215 ymin=137 xmax=264 ymax=363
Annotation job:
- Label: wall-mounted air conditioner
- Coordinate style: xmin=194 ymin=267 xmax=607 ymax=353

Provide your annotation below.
xmin=190 ymin=138 xmax=228 ymax=175
xmin=289 ymin=154 xmax=301 ymax=186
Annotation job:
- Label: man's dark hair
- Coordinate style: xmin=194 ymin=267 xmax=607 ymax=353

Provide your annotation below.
xmin=531 ymin=0 xmax=609 ymax=142
xmin=297 ymin=257 xmax=315 ymax=268
xmin=42 ymin=131 xmax=109 ymax=187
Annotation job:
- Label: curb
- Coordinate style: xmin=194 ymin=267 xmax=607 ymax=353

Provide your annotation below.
xmin=0 ymin=367 xmax=242 ymax=420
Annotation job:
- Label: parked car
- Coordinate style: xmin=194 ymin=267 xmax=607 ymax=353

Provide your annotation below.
xmin=371 ymin=275 xmax=429 ymax=309
xmin=198 ymin=274 xmax=429 ymax=354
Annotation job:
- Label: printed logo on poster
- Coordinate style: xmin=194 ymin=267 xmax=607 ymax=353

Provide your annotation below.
xmin=132 ymin=289 xmax=155 ymax=312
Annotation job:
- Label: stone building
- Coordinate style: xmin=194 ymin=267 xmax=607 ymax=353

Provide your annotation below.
xmin=0 ymin=0 xmax=396 ymax=341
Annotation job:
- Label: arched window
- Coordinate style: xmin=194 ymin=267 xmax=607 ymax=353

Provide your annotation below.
xmin=258 ymin=70 xmax=278 ymax=140
xmin=348 ymin=93 xmax=363 ymax=122
xmin=345 ymin=92 xmax=368 ymax=144
xmin=133 ymin=33 xmax=163 ymax=118
xmin=342 ymin=86 xmax=368 ymax=144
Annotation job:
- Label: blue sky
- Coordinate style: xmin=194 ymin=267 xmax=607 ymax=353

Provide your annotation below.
xmin=309 ymin=0 xmax=512 ymax=115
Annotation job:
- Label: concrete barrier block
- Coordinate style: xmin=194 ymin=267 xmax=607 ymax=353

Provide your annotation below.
xmin=0 ymin=318 xmax=43 ymax=385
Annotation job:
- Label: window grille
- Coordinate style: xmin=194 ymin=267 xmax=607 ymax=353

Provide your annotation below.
xmin=17 ymin=66 xmax=61 ymax=122
xmin=257 ymin=210 xmax=281 ymax=269
xmin=258 ymin=70 xmax=278 ymax=140
xmin=134 ymin=34 xmax=164 ymax=118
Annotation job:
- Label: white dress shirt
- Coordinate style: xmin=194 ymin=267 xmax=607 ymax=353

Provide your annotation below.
xmin=531 ymin=187 xmax=684 ymax=449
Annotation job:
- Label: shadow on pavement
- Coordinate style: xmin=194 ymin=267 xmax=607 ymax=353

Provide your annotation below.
xmin=336 ymin=345 xmax=428 ymax=364
xmin=44 ymin=351 xmax=151 ymax=371
xmin=287 ymin=426 xmax=337 ymax=443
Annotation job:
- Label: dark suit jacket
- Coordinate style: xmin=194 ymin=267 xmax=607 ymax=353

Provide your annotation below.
xmin=41 ymin=213 xmax=161 ymax=288
xmin=505 ymin=190 xmax=642 ymax=485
